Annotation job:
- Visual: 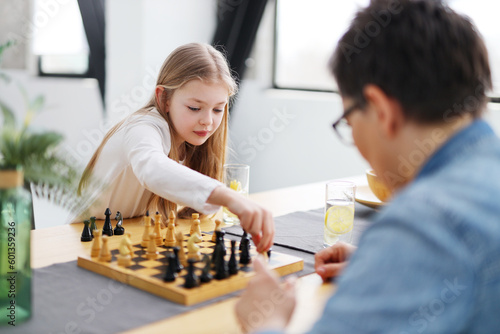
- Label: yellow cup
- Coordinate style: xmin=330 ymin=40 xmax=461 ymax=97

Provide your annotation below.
xmin=366 ymin=169 xmax=392 ymax=202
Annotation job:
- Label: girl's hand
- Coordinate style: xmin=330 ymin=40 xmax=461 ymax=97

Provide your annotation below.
xmin=207 ymin=186 xmax=275 ymax=252
xmin=314 ymin=242 xmax=357 ymax=281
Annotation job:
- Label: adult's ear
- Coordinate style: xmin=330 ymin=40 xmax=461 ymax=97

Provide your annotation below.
xmin=363 ymin=84 xmax=404 ymax=139
xmin=155 ymin=86 xmax=169 ymax=113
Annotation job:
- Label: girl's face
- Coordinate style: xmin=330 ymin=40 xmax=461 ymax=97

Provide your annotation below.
xmin=166 ymin=80 xmax=228 ymax=146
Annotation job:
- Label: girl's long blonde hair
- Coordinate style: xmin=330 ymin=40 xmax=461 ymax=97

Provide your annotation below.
xmin=78 ymin=43 xmax=237 ymax=220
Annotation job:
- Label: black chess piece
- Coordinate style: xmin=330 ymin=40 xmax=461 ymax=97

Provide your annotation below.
xmin=239 ymin=233 xmax=251 ymax=265
xmin=199 ymin=254 xmax=213 ymax=283
xmin=113 ymin=211 xmax=125 ymax=235
xmin=89 ymin=216 xmax=97 ymax=237
xmin=102 ymin=208 xmax=114 ymax=236
xmin=173 ymin=246 xmax=183 ymax=273
xmin=81 ymin=220 xmax=93 ymax=242
xmin=163 ymin=252 xmax=177 ymax=282
xmin=214 ymin=245 xmax=229 ymax=280
xmin=267 ymin=248 xmax=272 ymax=260
xmin=184 ymin=258 xmax=200 ymax=288
xmin=239 ymin=230 xmax=248 ymax=251
xmin=228 ymin=240 xmax=238 ymax=275
xmin=212 ymin=230 xmax=227 ymax=264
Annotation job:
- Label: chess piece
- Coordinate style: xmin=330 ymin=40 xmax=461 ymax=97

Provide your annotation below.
xmin=114 ymin=211 xmax=125 ymax=235
xmin=163 ymin=252 xmax=177 ymax=282
xmin=212 ymin=230 xmax=227 ymax=264
xmin=187 ymin=233 xmax=202 ymax=261
xmin=91 ymin=229 xmax=102 ymax=257
xmin=200 ymin=254 xmax=213 ymax=283
xmin=175 ymin=231 xmax=187 ymax=266
xmin=102 ymin=208 xmax=114 ymax=236
xmin=153 ymin=211 xmax=163 ymax=246
xmin=190 ymin=213 xmax=202 ymax=242
xmin=228 ymin=240 xmax=238 ymax=275
xmin=117 ymin=233 xmax=133 ymax=267
xmin=164 ymin=211 xmax=176 ymax=247
xmin=141 ymin=211 xmax=152 ymax=247
xmin=146 ymin=233 xmax=159 ymax=260
xmin=90 ymin=216 xmax=98 ymax=236
xmin=155 ymin=211 xmax=167 ymax=229
xmin=120 ymin=233 xmax=133 ymax=255
xmin=98 ymin=235 xmax=112 ymax=262
xmin=183 ymin=258 xmax=200 ymax=288
xmin=239 ymin=232 xmax=251 ymax=265
xmin=214 ymin=245 xmax=229 ymax=280
xmin=172 ymin=246 xmax=183 ymax=273
xmin=81 ymin=220 xmax=93 ymax=242
xmin=259 ymin=251 xmax=269 ymax=263
xmin=212 ymin=219 xmax=222 ymax=243
xmin=239 ymin=230 xmax=249 ymax=251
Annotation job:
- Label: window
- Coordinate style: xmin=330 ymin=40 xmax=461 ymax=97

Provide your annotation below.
xmin=274 ymin=0 xmax=369 ymax=91
xmin=274 ymin=0 xmax=500 ymax=98
xmin=32 ymin=0 xmax=89 ymax=76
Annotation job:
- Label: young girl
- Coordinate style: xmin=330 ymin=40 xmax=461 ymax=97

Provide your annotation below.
xmin=78 ymin=43 xmax=273 ymax=252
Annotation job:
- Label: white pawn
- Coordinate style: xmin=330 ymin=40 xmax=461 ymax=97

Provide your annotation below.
xmin=91 ymin=229 xmax=102 ymax=257
xmin=98 ymin=235 xmax=112 ymax=262
xmin=146 ymin=233 xmax=159 ymax=260
xmin=164 ymin=210 xmax=176 ymax=247
xmin=176 ymin=230 xmax=187 ymax=266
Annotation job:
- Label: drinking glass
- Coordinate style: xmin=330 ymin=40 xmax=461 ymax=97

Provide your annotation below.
xmin=223 ymin=164 xmax=249 ymax=225
xmin=324 ymin=181 xmax=356 ymax=247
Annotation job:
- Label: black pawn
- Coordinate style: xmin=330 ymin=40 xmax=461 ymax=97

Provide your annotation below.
xmin=81 ymin=220 xmax=93 ymax=242
xmin=114 ymin=211 xmax=125 ymax=235
xmin=163 ymin=253 xmax=177 ymax=282
xmin=239 ymin=233 xmax=251 ymax=265
xmin=228 ymin=240 xmax=238 ymax=275
xmin=184 ymin=258 xmax=200 ymax=288
xmin=199 ymin=254 xmax=213 ymax=283
xmin=173 ymin=246 xmax=183 ymax=273
xmin=102 ymin=208 xmax=113 ymax=236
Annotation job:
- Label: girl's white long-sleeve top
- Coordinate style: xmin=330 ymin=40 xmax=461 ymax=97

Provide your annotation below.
xmin=86 ymin=108 xmax=222 ymax=219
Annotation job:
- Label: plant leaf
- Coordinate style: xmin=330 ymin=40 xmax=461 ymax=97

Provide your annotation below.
xmin=0 ymin=100 xmax=16 ymax=128
xmin=30 ymin=95 xmax=45 ymax=113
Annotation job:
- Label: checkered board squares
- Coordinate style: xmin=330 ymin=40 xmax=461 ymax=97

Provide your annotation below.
xmin=77 ymin=232 xmax=304 ymax=306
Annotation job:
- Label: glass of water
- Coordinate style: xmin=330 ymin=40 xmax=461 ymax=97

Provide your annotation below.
xmin=223 ymin=164 xmax=249 ymax=225
xmin=324 ymin=181 xmax=356 ymax=247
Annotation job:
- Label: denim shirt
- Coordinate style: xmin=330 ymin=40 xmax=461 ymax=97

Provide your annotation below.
xmin=261 ymin=119 xmax=500 ymax=334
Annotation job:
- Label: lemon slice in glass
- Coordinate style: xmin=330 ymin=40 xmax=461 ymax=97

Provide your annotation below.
xmin=230 ymin=180 xmax=242 ymax=192
xmin=325 ymin=206 xmax=354 ymax=234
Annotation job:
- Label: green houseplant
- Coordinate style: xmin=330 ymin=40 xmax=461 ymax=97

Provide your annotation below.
xmin=0 ymin=40 xmax=82 ymax=230
xmin=0 ymin=40 xmax=78 ymax=191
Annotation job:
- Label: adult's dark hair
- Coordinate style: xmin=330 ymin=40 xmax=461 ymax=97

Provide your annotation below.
xmin=330 ymin=0 xmax=492 ymax=123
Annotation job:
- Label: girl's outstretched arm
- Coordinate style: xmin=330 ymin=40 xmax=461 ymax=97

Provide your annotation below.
xmin=207 ymin=186 xmax=275 ymax=252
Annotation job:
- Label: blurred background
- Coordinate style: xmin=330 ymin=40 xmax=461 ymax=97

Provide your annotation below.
xmin=1 ymin=0 xmax=499 ymax=198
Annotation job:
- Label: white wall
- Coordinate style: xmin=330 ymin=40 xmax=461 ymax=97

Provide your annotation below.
xmin=105 ymin=0 xmax=217 ymax=126
xmin=228 ymin=2 xmax=368 ymax=192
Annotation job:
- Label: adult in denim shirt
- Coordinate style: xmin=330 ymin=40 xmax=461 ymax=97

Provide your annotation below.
xmin=235 ymin=0 xmax=500 ymax=333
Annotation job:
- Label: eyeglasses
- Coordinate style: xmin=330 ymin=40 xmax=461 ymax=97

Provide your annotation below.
xmin=332 ymin=104 xmax=360 ymax=145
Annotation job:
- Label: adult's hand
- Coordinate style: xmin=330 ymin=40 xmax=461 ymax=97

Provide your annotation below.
xmin=235 ymin=257 xmax=296 ymax=333
xmin=315 ymin=242 xmax=357 ymax=281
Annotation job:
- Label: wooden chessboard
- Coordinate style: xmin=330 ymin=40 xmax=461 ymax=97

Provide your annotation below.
xmin=77 ymin=231 xmax=304 ymax=306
